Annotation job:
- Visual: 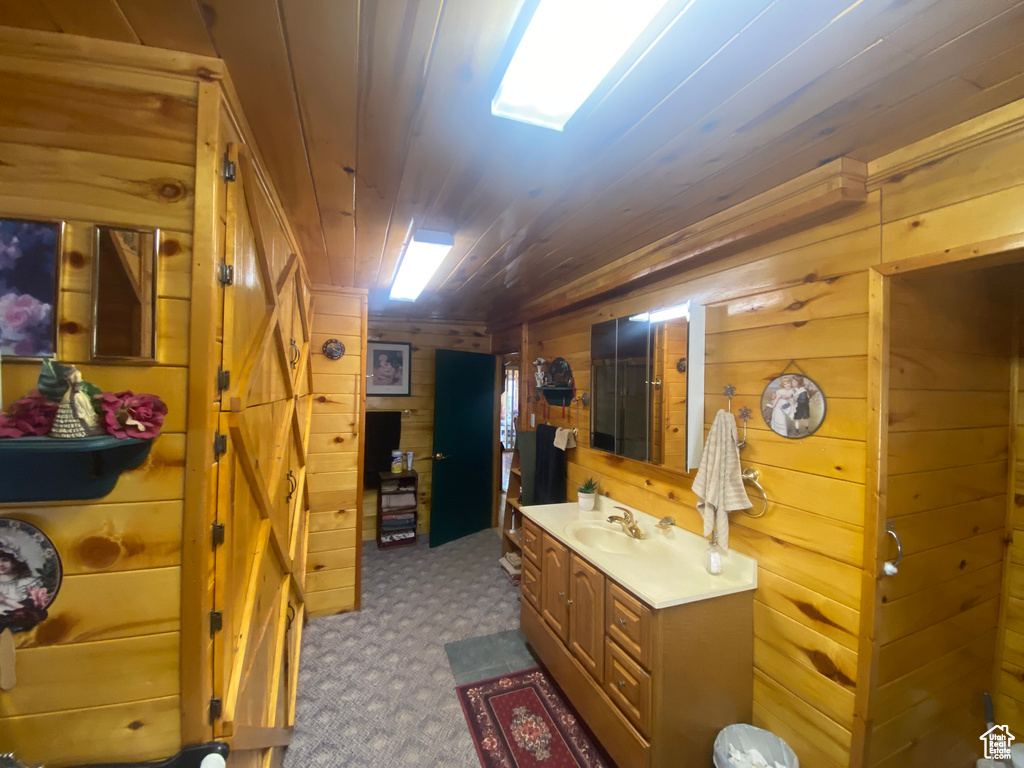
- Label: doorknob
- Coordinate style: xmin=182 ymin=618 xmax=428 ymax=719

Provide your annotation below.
xmin=433 ymin=453 xmax=450 ymax=461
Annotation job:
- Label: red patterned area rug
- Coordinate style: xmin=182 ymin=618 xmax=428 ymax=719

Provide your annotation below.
xmin=457 ymin=666 xmax=612 ymax=768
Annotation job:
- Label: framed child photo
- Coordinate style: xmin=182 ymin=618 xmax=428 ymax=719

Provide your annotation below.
xmin=367 ymin=341 xmax=412 ymax=396
xmin=0 ymin=218 xmax=62 ymax=358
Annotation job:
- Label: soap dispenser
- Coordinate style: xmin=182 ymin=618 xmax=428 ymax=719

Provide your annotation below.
xmin=705 ymin=533 xmax=723 ymax=575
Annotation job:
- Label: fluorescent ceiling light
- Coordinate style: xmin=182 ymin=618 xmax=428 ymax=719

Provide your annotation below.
xmin=389 ymin=229 xmax=455 ymax=302
xmin=649 ymin=302 xmax=689 ymax=323
xmin=628 ymin=302 xmax=689 ymax=323
xmin=492 ymin=0 xmax=673 ymax=130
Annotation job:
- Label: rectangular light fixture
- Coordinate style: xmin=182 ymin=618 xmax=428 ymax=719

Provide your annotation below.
xmin=389 ymin=229 xmax=455 ymax=302
xmin=629 ymin=302 xmax=689 ymax=323
xmin=492 ymin=0 xmax=674 ymax=131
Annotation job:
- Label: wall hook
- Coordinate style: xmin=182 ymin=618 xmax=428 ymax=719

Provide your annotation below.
xmin=884 ymin=522 xmax=903 ymax=576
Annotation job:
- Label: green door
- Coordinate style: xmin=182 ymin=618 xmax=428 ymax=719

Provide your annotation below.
xmin=430 ymin=349 xmax=496 ymax=547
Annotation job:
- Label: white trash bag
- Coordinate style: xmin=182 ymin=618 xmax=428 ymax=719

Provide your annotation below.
xmin=713 ymin=723 xmax=799 ymax=768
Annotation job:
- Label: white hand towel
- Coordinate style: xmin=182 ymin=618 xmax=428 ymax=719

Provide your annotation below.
xmin=553 ymin=427 xmax=576 ymax=451
xmin=691 ymin=409 xmax=751 ymax=550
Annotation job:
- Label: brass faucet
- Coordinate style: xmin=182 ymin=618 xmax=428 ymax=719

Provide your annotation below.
xmin=607 ymin=506 xmax=647 ymax=539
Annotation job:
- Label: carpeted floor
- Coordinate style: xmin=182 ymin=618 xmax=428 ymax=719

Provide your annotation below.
xmin=284 ymin=529 xmax=522 ymax=768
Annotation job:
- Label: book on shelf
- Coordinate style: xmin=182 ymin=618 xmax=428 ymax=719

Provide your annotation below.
xmin=381 ymin=492 xmax=416 ymax=509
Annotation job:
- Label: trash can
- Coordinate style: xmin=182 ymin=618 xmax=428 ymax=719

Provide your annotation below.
xmin=713 ymin=724 xmax=799 ymax=768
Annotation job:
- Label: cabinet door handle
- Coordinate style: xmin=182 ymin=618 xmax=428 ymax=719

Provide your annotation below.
xmin=289 ymin=338 xmax=300 ymax=369
xmin=558 ymin=591 xmax=565 ymax=598
xmin=617 ymin=680 xmax=626 ymax=689
xmin=286 ymin=470 xmax=297 ymax=502
xmin=617 ymin=618 xmax=627 ymax=626
xmin=525 ymin=537 xmax=533 ymax=545
xmin=566 ymin=599 xmax=573 ymax=605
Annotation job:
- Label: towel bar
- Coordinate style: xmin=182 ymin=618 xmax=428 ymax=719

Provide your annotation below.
xmin=739 ymin=467 xmax=768 ymax=518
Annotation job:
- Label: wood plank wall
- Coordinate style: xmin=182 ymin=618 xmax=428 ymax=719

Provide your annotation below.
xmin=516 ymin=97 xmax=1024 ymax=766
xmin=868 ymin=269 xmax=1014 ymax=767
xmin=525 ymin=200 xmax=876 ymax=767
xmin=364 ymin=318 xmax=490 ymax=538
xmin=0 ymin=53 xmax=199 ymax=765
xmin=1001 ymin=303 xmax=1024 ymax=732
xmin=305 ymin=286 xmax=367 ymax=618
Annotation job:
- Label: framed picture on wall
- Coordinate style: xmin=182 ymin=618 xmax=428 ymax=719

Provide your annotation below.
xmin=0 ymin=218 xmax=62 ymax=358
xmin=367 ymin=341 xmax=412 ymax=396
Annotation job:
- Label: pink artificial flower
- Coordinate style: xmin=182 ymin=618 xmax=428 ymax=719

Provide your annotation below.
xmin=0 ymin=391 xmax=59 ymax=438
xmin=27 ymin=586 xmax=49 ymax=608
xmin=0 ymin=292 xmax=51 ymax=342
xmin=99 ymin=390 xmax=167 ymax=439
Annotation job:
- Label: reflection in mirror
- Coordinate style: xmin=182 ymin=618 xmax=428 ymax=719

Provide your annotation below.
xmin=93 ymin=227 xmax=157 ymax=360
xmin=590 ymin=302 xmax=692 ymax=470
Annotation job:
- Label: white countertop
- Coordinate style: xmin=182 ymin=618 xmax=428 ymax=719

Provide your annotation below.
xmin=521 ymin=495 xmax=757 ymax=609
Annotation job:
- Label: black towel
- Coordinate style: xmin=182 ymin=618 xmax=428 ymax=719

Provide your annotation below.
xmin=534 ymin=424 xmax=567 ymax=505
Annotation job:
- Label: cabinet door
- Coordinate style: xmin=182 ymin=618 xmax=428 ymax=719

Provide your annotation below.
xmin=568 ymin=553 xmax=605 ymax=681
xmin=540 ymin=533 xmax=570 ymax=642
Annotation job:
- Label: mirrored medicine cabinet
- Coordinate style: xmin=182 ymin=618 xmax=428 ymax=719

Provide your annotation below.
xmin=590 ymin=302 xmax=705 ymax=473
xmin=92 ymin=226 xmax=158 ymax=361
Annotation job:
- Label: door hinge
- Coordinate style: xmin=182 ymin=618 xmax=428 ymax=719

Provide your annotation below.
xmin=213 ymin=431 xmax=228 ymax=458
xmin=211 ymin=522 xmax=225 ymax=550
xmin=217 ymin=366 xmax=230 ymax=393
xmin=218 ymin=261 xmax=234 ymax=286
xmin=209 ymin=696 xmax=223 ymax=724
xmin=209 ymin=610 xmax=223 ymax=637
xmin=223 ymin=153 xmax=236 ymax=182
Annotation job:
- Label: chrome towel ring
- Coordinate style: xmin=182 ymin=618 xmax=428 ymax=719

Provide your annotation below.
xmin=740 ymin=467 xmax=768 ymax=518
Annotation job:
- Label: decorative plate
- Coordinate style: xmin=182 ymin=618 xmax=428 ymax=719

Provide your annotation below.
xmin=761 ymin=372 xmax=826 ymax=439
xmin=547 ymin=357 xmax=573 ymax=387
xmin=322 ymin=338 xmax=346 ymax=360
xmin=0 ymin=518 xmax=62 ymax=634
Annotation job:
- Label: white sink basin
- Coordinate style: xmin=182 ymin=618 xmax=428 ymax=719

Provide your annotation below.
xmin=565 ymin=521 xmax=645 ymax=554
xmin=522 ymin=498 xmax=758 ymax=609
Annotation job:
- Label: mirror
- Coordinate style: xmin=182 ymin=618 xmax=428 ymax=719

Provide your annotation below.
xmin=590 ymin=302 xmax=705 ymax=473
xmin=93 ymin=227 xmax=157 ymax=360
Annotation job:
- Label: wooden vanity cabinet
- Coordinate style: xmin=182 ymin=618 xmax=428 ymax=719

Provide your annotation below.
xmin=569 ymin=553 xmax=605 ymax=681
xmin=522 ymin=516 xmax=543 ymax=563
xmin=540 ymin=533 xmax=570 ymax=642
xmin=521 ymin=517 xmax=754 ymax=768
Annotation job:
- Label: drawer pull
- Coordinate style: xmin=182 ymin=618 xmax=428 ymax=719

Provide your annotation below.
xmin=617 ymin=618 xmax=627 ymax=626
xmin=558 ymin=591 xmax=565 ymax=598
xmin=566 ymin=599 xmax=573 ymax=605
xmin=525 ymin=537 xmax=533 ymax=545
xmin=617 ymin=680 xmax=626 ymax=689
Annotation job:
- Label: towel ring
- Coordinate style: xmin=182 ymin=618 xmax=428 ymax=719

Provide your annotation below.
xmin=740 ymin=467 xmax=768 ymax=518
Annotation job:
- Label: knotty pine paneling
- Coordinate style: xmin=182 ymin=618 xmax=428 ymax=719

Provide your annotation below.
xmin=305 ymin=287 xmax=366 ymax=617
xmin=524 ymin=198 xmax=877 ymax=768
xmin=0 ymin=41 xmax=202 ymax=765
xmin=998 ymin=283 xmax=1024 ymax=735
xmin=514 ymin=100 xmax=1024 ymax=767
xmin=365 ymin=318 xmax=491 ymax=538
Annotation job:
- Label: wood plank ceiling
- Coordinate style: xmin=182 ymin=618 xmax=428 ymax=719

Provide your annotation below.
xmin=4 ymin=0 xmax=1024 ymax=326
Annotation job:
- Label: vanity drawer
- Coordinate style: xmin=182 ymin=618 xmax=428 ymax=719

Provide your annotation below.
xmin=606 ymin=581 xmax=653 ymax=669
xmin=604 ymin=638 xmax=652 ymax=736
xmin=521 ymin=556 xmax=541 ymax=608
xmin=522 ymin=517 xmax=542 ymax=564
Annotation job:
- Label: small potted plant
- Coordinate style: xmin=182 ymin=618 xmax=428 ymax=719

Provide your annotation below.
xmin=577 ymin=477 xmax=598 ymax=511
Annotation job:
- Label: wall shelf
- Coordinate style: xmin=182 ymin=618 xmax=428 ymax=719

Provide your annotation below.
xmin=0 ymin=435 xmax=153 ymax=503
xmin=536 ymin=386 xmax=574 ymax=406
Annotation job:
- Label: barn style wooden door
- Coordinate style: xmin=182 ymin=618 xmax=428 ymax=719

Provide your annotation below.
xmin=212 ymin=144 xmax=312 ymax=765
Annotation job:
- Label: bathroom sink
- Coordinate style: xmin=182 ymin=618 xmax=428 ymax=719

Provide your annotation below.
xmin=565 ymin=522 xmax=645 ymax=555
